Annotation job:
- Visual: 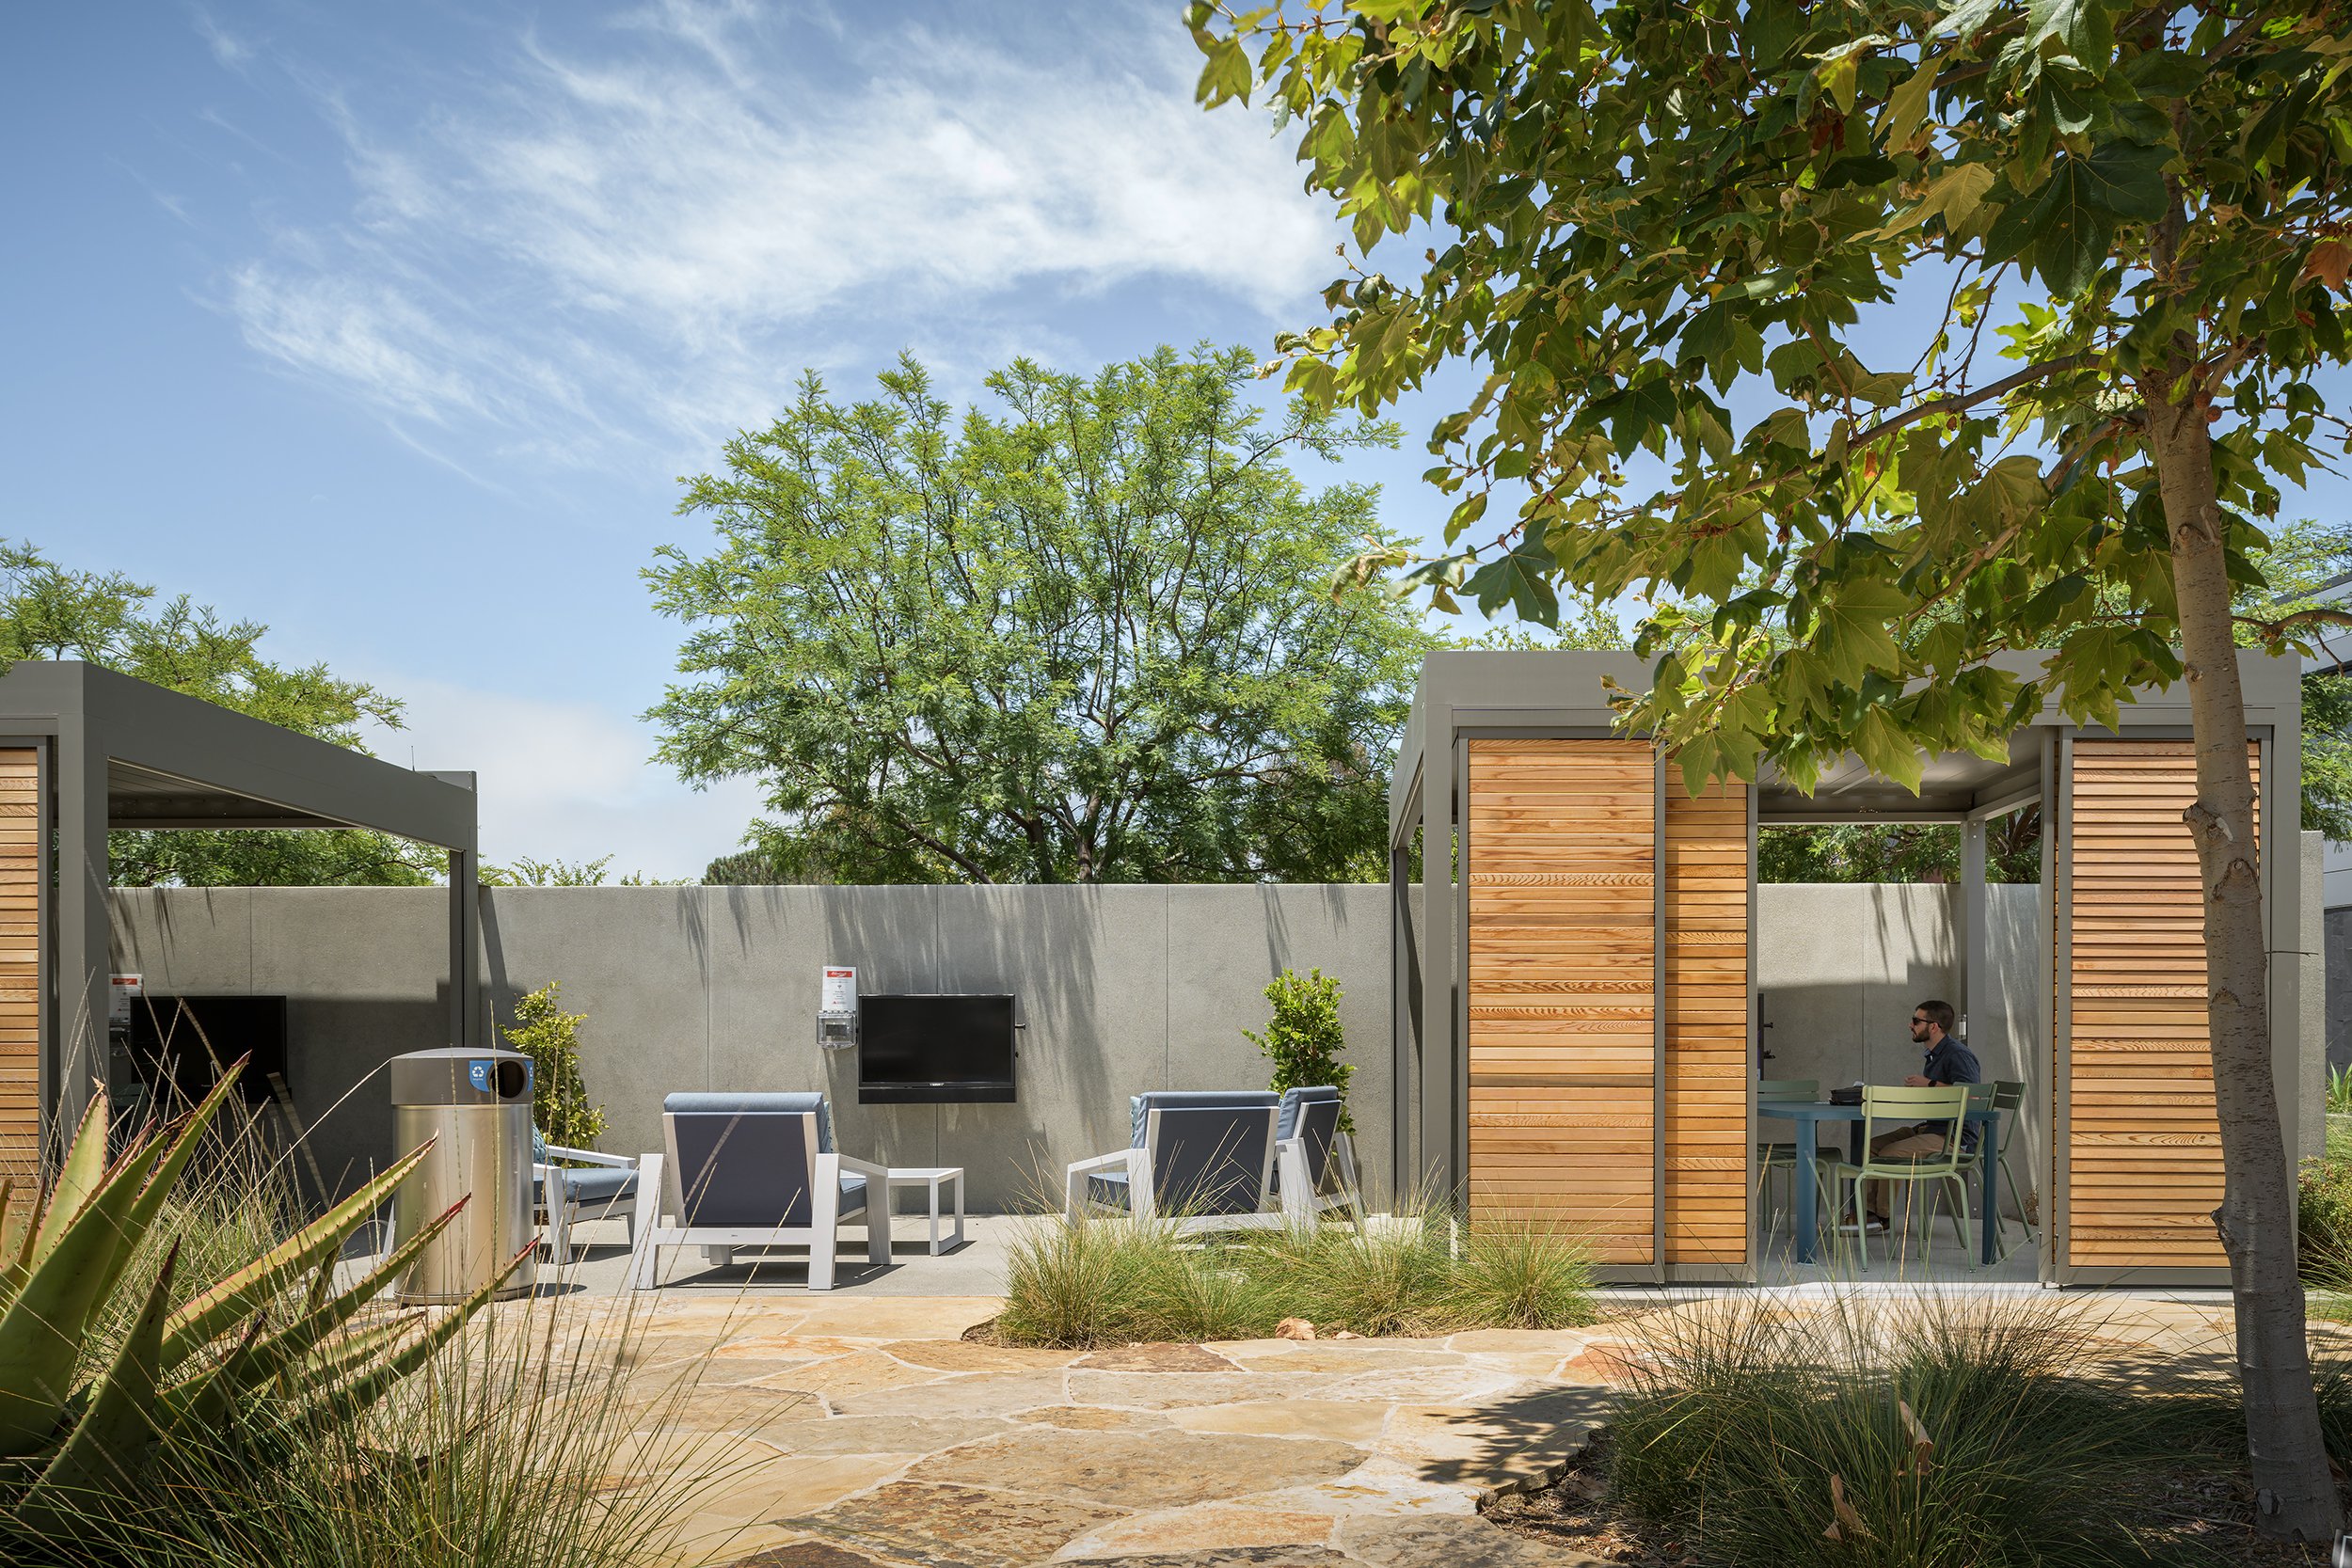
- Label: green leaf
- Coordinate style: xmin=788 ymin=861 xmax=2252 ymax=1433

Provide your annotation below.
xmin=1883 ymin=55 xmax=1938 ymax=144
xmin=1196 ymin=37 xmax=1252 ymax=107
xmin=1812 ymin=579 xmax=1911 ymax=686
xmin=1853 ymin=706 xmax=1928 ymax=794
xmin=2078 ymin=139 xmax=2173 ymax=222
xmin=1465 ymin=533 xmax=1562 ymax=627
xmin=2026 ymin=0 xmax=2115 ymax=71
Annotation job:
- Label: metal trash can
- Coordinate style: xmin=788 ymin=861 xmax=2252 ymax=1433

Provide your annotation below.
xmin=389 ymin=1047 xmax=536 ymax=1304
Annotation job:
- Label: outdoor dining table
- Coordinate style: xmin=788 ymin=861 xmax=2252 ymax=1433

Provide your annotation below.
xmin=1760 ymin=1099 xmax=2004 ymax=1265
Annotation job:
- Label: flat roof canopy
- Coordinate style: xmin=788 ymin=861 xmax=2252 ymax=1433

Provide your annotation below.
xmin=1390 ymin=647 xmax=2303 ymax=840
xmin=1 ymin=660 xmax=485 ymax=1149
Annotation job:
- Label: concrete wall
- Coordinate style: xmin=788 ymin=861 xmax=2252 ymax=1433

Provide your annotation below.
xmin=108 ymin=885 xmax=1393 ymax=1212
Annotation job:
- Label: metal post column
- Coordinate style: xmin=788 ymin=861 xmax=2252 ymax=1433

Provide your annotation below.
xmin=447 ymin=847 xmax=480 ymax=1049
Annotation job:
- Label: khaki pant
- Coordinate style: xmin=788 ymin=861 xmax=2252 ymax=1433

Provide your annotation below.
xmin=1864 ymin=1128 xmax=1947 ymax=1221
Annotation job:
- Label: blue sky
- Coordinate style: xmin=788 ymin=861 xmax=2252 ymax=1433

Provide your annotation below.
xmin=7 ymin=0 xmax=1481 ymax=876
xmin=8 ymin=2 xmax=2344 ymax=876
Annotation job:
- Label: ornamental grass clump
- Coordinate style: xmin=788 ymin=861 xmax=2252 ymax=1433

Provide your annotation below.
xmin=1606 ymin=1287 xmax=2221 ymax=1568
xmin=997 ymin=1194 xmax=1594 ymax=1348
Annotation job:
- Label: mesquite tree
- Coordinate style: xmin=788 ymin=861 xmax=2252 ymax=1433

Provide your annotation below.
xmin=1192 ymin=0 xmax=2352 ymax=1536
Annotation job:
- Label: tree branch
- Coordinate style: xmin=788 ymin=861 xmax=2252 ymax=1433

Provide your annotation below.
xmin=1850 ymin=353 xmax=2098 ymax=450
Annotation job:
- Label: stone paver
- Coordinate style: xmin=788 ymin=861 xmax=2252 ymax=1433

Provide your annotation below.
xmin=557 ymin=1296 xmax=1616 ymax=1565
xmin=557 ymin=1285 xmax=2236 ymax=1566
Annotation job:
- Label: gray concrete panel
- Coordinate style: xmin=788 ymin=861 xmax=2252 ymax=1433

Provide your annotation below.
xmin=933 ymin=885 xmax=1168 ymax=1211
xmin=703 ymin=884 xmax=943 ymax=1181
xmin=481 ymin=887 xmax=710 ymax=1179
xmin=1166 ymin=884 xmax=1393 ymax=1196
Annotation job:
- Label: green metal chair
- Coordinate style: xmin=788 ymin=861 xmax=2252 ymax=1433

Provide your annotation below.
xmin=1755 ymin=1079 xmax=1834 ymax=1244
xmin=1824 ymin=1084 xmax=1972 ymax=1271
xmin=1950 ymin=1079 xmax=2032 ymax=1259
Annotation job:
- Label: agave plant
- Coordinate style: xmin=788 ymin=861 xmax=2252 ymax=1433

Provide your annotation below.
xmin=0 ymin=1062 xmax=524 ymax=1538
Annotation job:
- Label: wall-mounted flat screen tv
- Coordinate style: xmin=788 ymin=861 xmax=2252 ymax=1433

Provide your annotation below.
xmin=127 ymin=995 xmax=288 ymax=1106
xmin=857 ymin=993 xmax=1016 ymax=1104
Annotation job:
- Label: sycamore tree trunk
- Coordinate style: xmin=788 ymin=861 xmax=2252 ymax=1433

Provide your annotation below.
xmin=2145 ymin=370 xmax=2341 ymax=1541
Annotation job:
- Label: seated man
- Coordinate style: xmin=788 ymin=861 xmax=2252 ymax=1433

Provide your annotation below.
xmin=1853 ymin=998 xmax=1980 ymax=1233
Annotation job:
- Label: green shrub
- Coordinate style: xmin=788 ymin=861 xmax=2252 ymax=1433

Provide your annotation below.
xmin=1605 ymin=1288 xmax=2225 ymax=1568
xmin=997 ymin=1204 xmax=1593 ymax=1348
xmin=501 ymin=981 xmax=607 ymax=1149
xmin=2299 ymin=1151 xmax=2352 ymax=1278
xmin=1245 ymin=968 xmax=1354 ymax=1133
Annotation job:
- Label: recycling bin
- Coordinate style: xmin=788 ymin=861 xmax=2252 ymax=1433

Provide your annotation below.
xmin=389 ymin=1046 xmax=536 ymax=1304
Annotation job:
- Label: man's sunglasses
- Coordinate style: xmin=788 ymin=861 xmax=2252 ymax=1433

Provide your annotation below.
xmin=1910 ymin=1016 xmax=1931 ymax=1026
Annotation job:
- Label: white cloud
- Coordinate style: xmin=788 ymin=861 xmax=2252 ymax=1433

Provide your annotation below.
xmin=361 ymin=677 xmax=765 ymax=879
xmin=215 ymin=5 xmax=1335 ymax=467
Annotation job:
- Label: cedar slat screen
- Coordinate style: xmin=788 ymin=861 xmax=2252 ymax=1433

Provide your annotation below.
xmin=1665 ymin=779 xmax=1748 ymax=1265
xmin=2064 ymin=737 xmax=2246 ymax=1270
xmin=0 ymin=747 xmax=35 ymax=1171
xmin=1466 ymin=738 xmax=1656 ymax=1262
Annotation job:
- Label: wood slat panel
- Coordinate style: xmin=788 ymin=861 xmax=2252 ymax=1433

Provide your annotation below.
xmin=1666 ymin=777 xmax=1747 ymax=1267
xmin=2063 ymin=736 xmax=2248 ymax=1271
xmin=1468 ymin=738 xmax=1655 ymax=1263
xmin=0 ymin=751 xmax=31 ymax=1173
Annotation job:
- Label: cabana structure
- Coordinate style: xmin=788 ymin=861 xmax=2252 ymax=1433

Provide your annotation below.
xmin=4 ymin=661 xmax=480 ymax=1166
xmin=1388 ymin=649 xmax=2318 ymax=1287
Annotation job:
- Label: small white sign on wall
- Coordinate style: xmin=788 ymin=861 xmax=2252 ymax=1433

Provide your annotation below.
xmin=109 ymin=973 xmax=143 ymax=1025
xmin=820 ymin=967 xmax=857 ymax=1013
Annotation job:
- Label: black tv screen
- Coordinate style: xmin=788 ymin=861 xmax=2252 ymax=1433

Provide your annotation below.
xmin=127 ymin=995 xmax=288 ymax=1106
xmin=857 ymin=993 xmax=1016 ymax=1104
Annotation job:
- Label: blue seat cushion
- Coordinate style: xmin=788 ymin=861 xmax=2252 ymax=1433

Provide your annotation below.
xmin=547 ymin=1165 xmax=637 ymax=1206
xmin=1086 ymin=1169 xmax=1132 ymax=1210
xmin=838 ymin=1172 xmax=868 ymax=1217
xmin=1129 ymin=1089 xmax=1279 ymax=1148
xmin=663 ymin=1091 xmax=834 ymax=1152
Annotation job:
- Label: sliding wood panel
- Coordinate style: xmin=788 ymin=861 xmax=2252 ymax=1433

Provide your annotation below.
xmin=1665 ymin=778 xmax=1748 ymax=1266
xmin=2064 ymin=737 xmax=2247 ymax=1271
xmin=1466 ymin=738 xmax=1656 ymax=1263
xmin=0 ymin=748 xmax=36 ymax=1172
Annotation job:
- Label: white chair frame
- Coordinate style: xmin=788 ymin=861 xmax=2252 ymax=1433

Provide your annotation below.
xmin=1279 ymin=1126 xmax=1367 ymax=1232
xmin=1064 ymin=1105 xmax=1288 ymax=1236
xmin=626 ymin=1111 xmax=889 ymax=1291
xmin=533 ymin=1144 xmax=639 ymax=1264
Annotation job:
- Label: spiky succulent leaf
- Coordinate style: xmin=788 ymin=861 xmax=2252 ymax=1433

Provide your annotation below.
xmin=159 ymin=1142 xmax=431 ymax=1370
xmin=162 ymin=1197 xmax=468 ymax=1434
xmin=28 ymin=1091 xmax=114 ymax=1269
xmin=8 ymin=1243 xmax=176 ymax=1539
xmin=87 ymin=1066 xmax=248 ymax=1310
xmin=286 ymin=1246 xmax=529 ymax=1431
xmin=0 ymin=1131 xmax=190 ymax=1455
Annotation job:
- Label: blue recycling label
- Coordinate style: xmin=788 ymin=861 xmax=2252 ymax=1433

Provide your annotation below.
xmin=468 ymin=1059 xmax=492 ymax=1093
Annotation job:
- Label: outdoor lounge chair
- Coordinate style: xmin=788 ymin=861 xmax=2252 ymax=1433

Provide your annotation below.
xmin=627 ymin=1092 xmax=887 ymax=1291
xmin=1064 ymin=1090 xmax=1283 ymax=1234
xmin=1267 ymin=1085 xmax=1366 ymax=1230
xmin=532 ymin=1125 xmax=639 ymax=1263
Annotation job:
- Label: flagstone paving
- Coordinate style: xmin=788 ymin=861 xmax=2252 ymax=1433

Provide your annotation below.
xmin=563 ymin=1286 xmax=2245 ymax=1567
xmin=564 ymin=1296 xmax=1624 ymax=1566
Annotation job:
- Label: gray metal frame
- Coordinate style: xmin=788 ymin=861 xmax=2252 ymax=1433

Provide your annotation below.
xmin=4 ymin=662 xmax=481 ymax=1159
xmin=1391 ymin=648 xmax=2308 ymax=1291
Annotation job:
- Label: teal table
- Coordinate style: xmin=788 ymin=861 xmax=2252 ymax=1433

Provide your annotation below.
xmin=1759 ymin=1101 xmax=2002 ymax=1264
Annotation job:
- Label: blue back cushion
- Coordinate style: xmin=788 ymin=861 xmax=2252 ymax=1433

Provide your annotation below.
xmin=1277 ymin=1085 xmax=1342 ymax=1187
xmin=665 ymin=1103 xmax=817 ymax=1227
xmin=1141 ymin=1101 xmax=1278 ymax=1215
xmin=1129 ymin=1089 xmax=1278 ymax=1148
xmin=665 ymin=1091 xmax=833 ymax=1153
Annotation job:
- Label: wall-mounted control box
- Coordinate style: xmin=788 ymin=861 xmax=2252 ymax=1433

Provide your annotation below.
xmin=818 ymin=966 xmax=858 ymax=1050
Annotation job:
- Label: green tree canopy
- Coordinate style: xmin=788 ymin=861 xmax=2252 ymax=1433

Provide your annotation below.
xmin=647 ymin=345 xmax=1437 ymax=884
xmin=1196 ymin=0 xmax=2352 ymax=1533
xmin=0 ymin=543 xmax=435 ymax=887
